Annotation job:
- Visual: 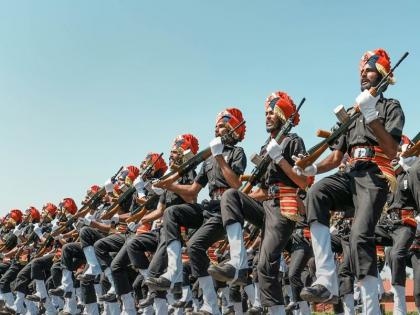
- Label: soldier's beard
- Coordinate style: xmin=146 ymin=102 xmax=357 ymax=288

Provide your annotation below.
xmin=360 ymin=76 xmax=382 ymax=92
xmin=266 ymin=120 xmax=282 ymax=134
xmin=169 ymin=158 xmax=182 ymax=171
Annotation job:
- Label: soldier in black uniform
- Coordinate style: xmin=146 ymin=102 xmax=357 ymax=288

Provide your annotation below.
xmin=146 ymin=108 xmax=247 ymax=315
xmin=296 ymin=48 xmax=405 ymax=314
xmin=0 ymin=210 xmax=24 ymax=310
xmin=208 ymin=93 xmax=308 ymax=315
xmin=375 ymin=142 xmax=418 ymax=314
xmin=108 ymin=134 xmax=198 ymax=314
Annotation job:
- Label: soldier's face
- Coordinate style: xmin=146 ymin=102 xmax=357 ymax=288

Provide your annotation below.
xmin=215 ymin=121 xmax=228 ymax=137
xmin=265 ymin=107 xmax=281 ymax=133
xmin=169 ymin=149 xmax=182 ymax=167
xmin=360 ymin=64 xmax=381 ymax=91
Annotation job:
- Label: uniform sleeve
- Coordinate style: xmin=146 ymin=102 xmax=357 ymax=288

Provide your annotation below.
xmin=230 ymin=147 xmax=247 ymax=176
xmin=159 ymin=192 xmax=166 ymax=205
xmin=384 ymin=100 xmax=405 ymax=143
xmin=194 ymin=162 xmax=208 ymax=188
xmin=330 ymin=132 xmax=348 ymax=153
xmin=408 ymin=160 xmax=420 ymax=211
xmin=284 ymin=136 xmax=306 ymax=166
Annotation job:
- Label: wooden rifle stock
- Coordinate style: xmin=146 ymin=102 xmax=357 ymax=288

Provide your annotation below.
xmin=401 ymin=141 xmax=420 ymax=158
xmin=242 ymin=98 xmax=306 ymax=193
xmin=155 ymin=120 xmax=245 ymax=187
xmin=296 ymin=52 xmax=409 ymax=170
xmin=316 ymin=129 xmax=331 ymax=138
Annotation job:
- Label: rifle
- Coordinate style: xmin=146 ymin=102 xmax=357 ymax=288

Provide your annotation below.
xmin=154 ymin=120 xmax=246 ymax=187
xmin=100 ymin=155 xmax=164 ymax=220
xmin=295 ymin=52 xmax=409 ymax=170
xmin=216 ymin=99 xmax=305 ymax=256
xmin=401 ymin=132 xmax=420 ymax=158
xmin=241 ymin=98 xmax=306 ymax=194
xmin=125 ymin=194 xmax=161 ymax=224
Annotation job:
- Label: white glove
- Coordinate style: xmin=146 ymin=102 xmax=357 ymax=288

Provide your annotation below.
xmin=152 ymin=185 xmax=165 ymax=196
xmin=111 ymin=215 xmax=119 ymax=225
xmin=51 ymin=224 xmax=59 ymax=233
xmin=13 ymin=228 xmax=23 ymax=237
xmin=210 ymin=137 xmax=224 ymax=156
xmin=134 ymin=177 xmax=146 ymax=198
xmin=33 ymin=225 xmax=44 ymax=238
xmin=127 ymin=222 xmax=139 ymax=233
xmin=292 ymin=155 xmax=318 ymax=176
xmin=398 ymin=156 xmax=417 ymax=171
xmin=292 ymin=164 xmax=317 ymax=176
xmin=104 ymin=178 xmax=114 ymax=193
xmin=133 ymin=177 xmax=145 ymax=192
xmin=74 ymin=218 xmax=85 ymax=231
xmin=83 ymin=217 xmax=92 ymax=226
xmin=355 ymin=90 xmax=380 ymax=123
xmin=54 ymin=234 xmax=63 ymax=241
xmin=267 ymin=138 xmax=284 ymax=163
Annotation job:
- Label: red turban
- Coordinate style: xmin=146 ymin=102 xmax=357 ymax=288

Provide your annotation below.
xmin=359 ymin=48 xmax=395 ymax=84
xmin=90 ymin=185 xmax=100 ymax=194
xmin=143 ymin=153 xmax=168 ymax=177
xmin=215 ymin=108 xmax=246 ymax=141
xmin=172 ymin=134 xmax=199 ymax=155
xmin=10 ymin=209 xmax=23 ymax=224
xmin=126 ymin=165 xmax=140 ymax=182
xmin=265 ymin=91 xmax=300 ymax=126
xmin=43 ymin=203 xmax=58 ymax=217
xmin=26 ymin=206 xmax=41 ymax=223
xmin=61 ymin=198 xmax=78 ymax=215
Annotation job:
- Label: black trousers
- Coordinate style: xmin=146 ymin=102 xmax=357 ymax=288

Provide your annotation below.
xmin=163 ymin=201 xmax=225 ymax=277
xmin=147 ymin=230 xmax=168 ymax=278
xmin=48 ymin=262 xmax=63 ymax=289
xmin=287 ymin=232 xmax=313 ymax=302
xmin=220 ymin=188 xmax=265 ymax=228
xmin=376 ymin=224 xmax=415 ymax=286
xmin=306 ymin=165 xmax=388 ymax=280
xmin=407 ymin=160 xmax=420 ymax=209
xmin=31 ymin=254 xmax=54 ymax=281
xmin=163 ymin=203 xmax=204 ymax=245
xmin=0 ymin=262 xmax=10 ymax=277
xmin=0 ymin=261 xmax=23 ymax=293
xmin=111 ymin=231 xmax=159 ymax=297
xmin=14 ymin=262 xmax=33 ymax=295
xmin=60 ymin=242 xmax=97 ymax=303
xmin=61 ymin=242 xmax=86 ymax=271
xmin=80 ymin=226 xmax=105 ymax=248
xmin=94 ymin=233 xmax=125 ymax=270
xmin=338 ymin=238 xmax=354 ymax=296
xmin=257 ymin=199 xmax=295 ymax=307
xmin=408 ymin=251 xmax=420 ymax=307
xmin=126 ymin=232 xmax=160 ymax=270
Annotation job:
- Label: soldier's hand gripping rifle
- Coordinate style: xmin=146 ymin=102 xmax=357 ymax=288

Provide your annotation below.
xmin=100 ymin=154 xmax=164 ymax=220
xmin=295 ymin=52 xmax=409 ymax=170
xmin=50 ymin=165 xmax=124 ymax=238
xmin=401 ymin=132 xmax=420 ymax=158
xmin=154 ymin=120 xmax=246 ymax=189
xmin=216 ymin=99 xmax=305 ymax=257
xmin=33 ymin=166 xmax=125 ymax=259
xmin=241 ymin=98 xmax=306 ymax=194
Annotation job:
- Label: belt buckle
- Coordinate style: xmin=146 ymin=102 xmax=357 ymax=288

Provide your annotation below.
xmin=268 ymin=185 xmax=280 ymax=198
xmin=353 ymin=147 xmax=368 ymax=158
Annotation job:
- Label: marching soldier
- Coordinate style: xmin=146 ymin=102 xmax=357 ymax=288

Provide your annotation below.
xmin=147 ymin=108 xmax=247 ymax=315
xmin=208 ymin=92 xmax=308 ymax=315
xmin=296 ymin=48 xmax=405 ymax=314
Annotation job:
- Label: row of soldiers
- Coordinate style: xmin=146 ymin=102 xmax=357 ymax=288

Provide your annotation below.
xmin=0 ymin=47 xmax=419 ymax=315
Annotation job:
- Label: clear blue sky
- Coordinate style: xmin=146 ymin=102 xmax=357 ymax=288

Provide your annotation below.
xmin=1 ymin=1 xmax=419 ymax=214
